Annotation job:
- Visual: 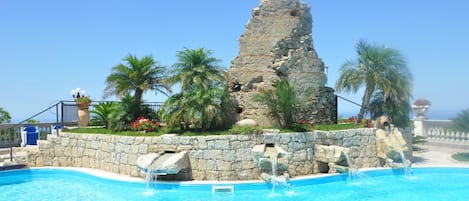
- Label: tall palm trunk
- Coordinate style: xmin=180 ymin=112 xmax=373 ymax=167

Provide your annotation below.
xmin=134 ymin=88 xmax=143 ymax=119
xmin=357 ymin=88 xmax=372 ymax=124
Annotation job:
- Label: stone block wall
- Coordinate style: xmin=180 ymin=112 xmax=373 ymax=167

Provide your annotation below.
xmin=20 ymin=128 xmax=410 ymax=181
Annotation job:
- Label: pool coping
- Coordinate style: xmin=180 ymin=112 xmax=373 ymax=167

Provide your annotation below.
xmin=19 ymin=165 xmax=469 ymax=186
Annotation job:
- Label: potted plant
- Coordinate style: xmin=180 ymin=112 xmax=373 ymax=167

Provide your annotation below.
xmin=71 ymin=88 xmax=92 ymax=127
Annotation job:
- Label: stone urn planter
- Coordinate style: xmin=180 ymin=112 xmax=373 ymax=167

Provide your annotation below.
xmin=71 ymin=87 xmax=92 ymax=128
xmin=76 ymin=101 xmax=91 ymax=127
xmin=412 ymin=105 xmax=430 ymax=120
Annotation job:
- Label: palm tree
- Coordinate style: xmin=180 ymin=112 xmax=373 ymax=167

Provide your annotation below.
xmin=162 ymin=47 xmax=227 ymax=131
xmin=253 ymin=79 xmax=297 ymax=128
xmin=335 ymin=39 xmax=412 ymax=124
xmin=104 ymin=54 xmax=170 ymax=119
xmin=369 ymin=89 xmax=411 ymax=127
xmin=90 ymin=101 xmax=118 ymax=128
xmin=167 ymin=48 xmax=225 ymax=91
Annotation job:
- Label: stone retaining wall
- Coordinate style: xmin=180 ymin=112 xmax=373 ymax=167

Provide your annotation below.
xmin=19 ymin=128 xmax=410 ymax=181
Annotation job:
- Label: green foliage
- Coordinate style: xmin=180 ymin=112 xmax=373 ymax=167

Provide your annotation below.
xmin=369 ymin=90 xmax=411 ymax=127
xmin=252 ymin=79 xmax=298 ymax=129
xmin=412 ymin=136 xmax=427 ymax=152
xmin=451 ymin=109 xmax=469 ymax=132
xmin=0 ymin=107 xmax=11 ymax=123
xmin=167 ymin=48 xmax=225 ymax=91
xmin=315 ymin=123 xmax=358 ymax=131
xmin=290 ymin=122 xmax=314 ymax=132
xmin=335 ymin=39 xmax=413 ymax=123
xmin=413 ymin=136 xmax=427 ymax=144
xmin=162 ymin=84 xmax=229 ymax=131
xmin=75 ymin=96 xmax=92 ymax=103
xmin=65 ymin=127 xmax=163 ymax=136
xmin=452 ymin=152 xmax=469 ymax=161
xmin=107 ymin=95 xmax=135 ymax=131
xmin=162 ymin=47 xmax=228 ymax=132
xmin=104 ymin=54 xmax=170 ymax=120
xmin=229 ymin=125 xmax=262 ymax=135
xmin=26 ymin=119 xmax=40 ymax=124
xmin=90 ymin=102 xmax=118 ymax=127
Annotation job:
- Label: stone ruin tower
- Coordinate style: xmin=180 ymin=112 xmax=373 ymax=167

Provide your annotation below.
xmin=228 ymin=0 xmax=337 ymax=127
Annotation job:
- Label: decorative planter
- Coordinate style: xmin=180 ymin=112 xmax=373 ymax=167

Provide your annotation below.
xmin=412 ymin=105 xmax=429 ymax=120
xmin=76 ymin=102 xmax=91 ymax=127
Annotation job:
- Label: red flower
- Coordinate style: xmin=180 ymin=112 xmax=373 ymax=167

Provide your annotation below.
xmin=414 ymin=99 xmax=431 ymax=106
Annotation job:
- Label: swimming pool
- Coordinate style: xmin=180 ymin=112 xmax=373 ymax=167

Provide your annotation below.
xmin=0 ymin=167 xmax=468 ymax=201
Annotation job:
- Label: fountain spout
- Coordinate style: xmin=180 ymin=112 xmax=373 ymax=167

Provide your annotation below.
xmin=136 ymin=151 xmax=191 ymax=181
xmin=252 ymin=144 xmax=291 ymax=192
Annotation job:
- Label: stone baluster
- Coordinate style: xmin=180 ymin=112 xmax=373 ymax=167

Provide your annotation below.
xmin=441 ymin=129 xmax=447 ymax=141
xmin=437 ymin=128 xmax=444 ymax=140
xmin=428 ymin=128 xmax=434 ymax=140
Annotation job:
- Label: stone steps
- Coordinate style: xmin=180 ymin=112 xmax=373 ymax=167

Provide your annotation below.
xmin=0 ymin=148 xmax=10 ymax=155
xmin=0 ymin=149 xmax=28 ymax=169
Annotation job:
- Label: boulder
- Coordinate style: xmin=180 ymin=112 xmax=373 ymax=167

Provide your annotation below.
xmin=236 ymin=119 xmax=258 ymax=126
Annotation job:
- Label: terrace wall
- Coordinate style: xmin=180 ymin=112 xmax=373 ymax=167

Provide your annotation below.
xmin=16 ymin=128 xmax=411 ymax=180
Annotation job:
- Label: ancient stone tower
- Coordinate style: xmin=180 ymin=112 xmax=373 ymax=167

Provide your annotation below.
xmin=228 ymin=0 xmax=337 ymax=126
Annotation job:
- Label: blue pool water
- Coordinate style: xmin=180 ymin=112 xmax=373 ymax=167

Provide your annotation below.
xmin=0 ymin=167 xmax=468 ymax=201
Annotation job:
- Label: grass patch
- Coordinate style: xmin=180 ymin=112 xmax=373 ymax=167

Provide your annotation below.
xmin=451 ymin=152 xmax=469 ymax=162
xmin=315 ymin=123 xmax=359 ymax=131
xmin=64 ymin=128 xmax=165 ymax=136
xmin=65 ymin=127 xmax=234 ymax=136
xmin=413 ymin=136 xmax=427 ymax=144
xmin=64 ymin=123 xmax=368 ymax=136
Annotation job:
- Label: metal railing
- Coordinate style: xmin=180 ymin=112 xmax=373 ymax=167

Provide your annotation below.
xmin=0 ymin=102 xmax=61 ymax=162
xmin=0 ymin=101 xmax=163 ymax=162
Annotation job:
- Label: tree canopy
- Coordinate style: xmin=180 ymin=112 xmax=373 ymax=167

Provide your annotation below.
xmin=104 ymin=54 xmax=170 ymax=119
xmin=335 ymin=39 xmax=413 ymax=126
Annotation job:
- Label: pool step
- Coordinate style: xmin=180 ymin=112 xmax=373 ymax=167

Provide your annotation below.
xmin=0 ymin=150 xmax=28 ymax=170
xmin=0 ymin=148 xmax=10 ymax=155
xmin=212 ymin=185 xmax=234 ymax=193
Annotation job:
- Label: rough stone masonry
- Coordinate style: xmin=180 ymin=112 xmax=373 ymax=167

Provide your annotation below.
xmin=228 ymin=0 xmax=336 ymax=127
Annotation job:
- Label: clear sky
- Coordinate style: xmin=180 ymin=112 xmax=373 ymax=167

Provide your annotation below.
xmin=1 ymin=0 xmax=468 ymax=122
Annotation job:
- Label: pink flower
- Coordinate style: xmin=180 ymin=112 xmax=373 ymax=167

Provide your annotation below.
xmin=414 ymin=99 xmax=431 ymax=106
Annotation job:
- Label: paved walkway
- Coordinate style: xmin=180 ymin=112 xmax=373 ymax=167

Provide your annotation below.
xmin=412 ymin=140 xmax=469 ymax=167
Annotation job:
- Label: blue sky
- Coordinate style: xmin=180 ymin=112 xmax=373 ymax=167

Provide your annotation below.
xmin=1 ymin=0 xmax=468 ymax=122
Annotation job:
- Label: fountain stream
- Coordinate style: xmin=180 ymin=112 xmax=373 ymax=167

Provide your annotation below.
xmin=386 ymin=126 xmax=412 ymax=176
xmin=399 ymin=151 xmax=412 ymax=176
xmin=258 ymin=144 xmax=292 ymax=194
xmin=344 ymin=154 xmax=357 ymax=181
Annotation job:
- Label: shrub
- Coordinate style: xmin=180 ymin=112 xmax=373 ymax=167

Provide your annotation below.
xmin=452 ymin=152 xmax=469 ymax=161
xmin=451 ymin=109 xmax=469 ymax=132
xmin=291 ymin=120 xmax=314 ymax=132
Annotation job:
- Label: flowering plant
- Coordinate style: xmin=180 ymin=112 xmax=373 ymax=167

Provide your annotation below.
xmin=130 ymin=116 xmax=162 ymax=132
xmin=413 ymin=98 xmax=431 ymax=106
xmin=71 ymin=88 xmax=92 ymax=103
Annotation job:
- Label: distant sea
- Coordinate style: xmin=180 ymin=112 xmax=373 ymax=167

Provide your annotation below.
xmin=339 ymin=110 xmax=457 ymax=121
